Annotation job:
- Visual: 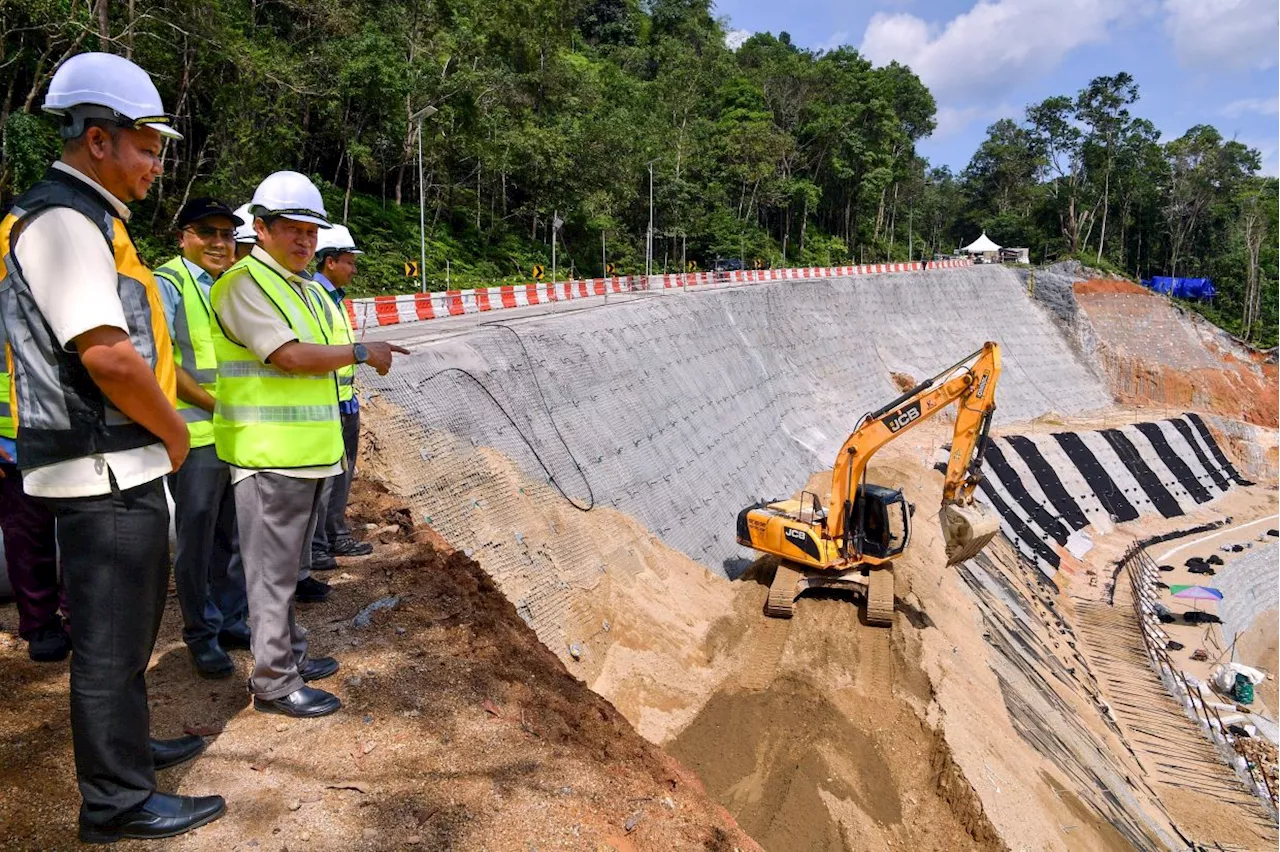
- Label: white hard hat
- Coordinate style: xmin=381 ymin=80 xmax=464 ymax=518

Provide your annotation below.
xmin=231 ymin=203 xmax=256 ymax=244
xmin=249 ymin=171 xmax=331 ymax=228
xmin=316 ymin=224 xmax=363 ymax=255
xmin=43 ymin=52 xmax=182 ymax=140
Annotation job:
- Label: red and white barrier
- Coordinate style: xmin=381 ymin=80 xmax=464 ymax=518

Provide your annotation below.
xmin=345 ymin=258 xmax=972 ymax=330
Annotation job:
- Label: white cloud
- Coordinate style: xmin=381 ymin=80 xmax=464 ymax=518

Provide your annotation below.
xmin=1163 ymin=0 xmax=1278 ymax=70
xmin=817 ymin=30 xmax=851 ymax=53
xmin=860 ymin=0 xmax=1135 ymax=102
xmin=1237 ymin=137 xmax=1280 ymax=176
xmin=1221 ymin=97 xmax=1280 ymax=118
xmin=932 ymin=104 xmax=1011 ymax=139
xmin=724 ymin=28 xmax=752 ymax=51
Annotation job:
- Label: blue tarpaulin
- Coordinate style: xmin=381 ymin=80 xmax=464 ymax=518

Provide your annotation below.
xmin=1143 ymin=276 xmax=1216 ymax=300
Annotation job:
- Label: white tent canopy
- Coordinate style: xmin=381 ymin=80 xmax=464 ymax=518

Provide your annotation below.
xmin=961 ymin=231 xmax=1001 ymax=253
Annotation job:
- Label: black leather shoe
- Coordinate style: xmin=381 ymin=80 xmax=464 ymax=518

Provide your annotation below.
xmin=253 ymin=686 xmax=342 ymax=718
xmin=332 ymin=536 xmax=373 ymax=557
xmin=217 ymin=628 xmax=251 ymax=650
xmin=295 ymin=576 xmax=332 ymax=604
xmin=309 ymin=551 xmax=339 ymax=571
xmin=78 ymin=792 xmax=225 ymax=843
xmin=151 ymin=734 xmax=206 ymax=770
xmin=299 ymin=656 xmax=339 ymax=683
xmin=27 ymin=620 xmax=70 ymax=662
xmin=188 ymin=640 xmax=235 ymax=679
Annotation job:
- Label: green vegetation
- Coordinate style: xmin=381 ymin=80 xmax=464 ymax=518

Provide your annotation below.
xmin=1 ymin=1 xmax=1274 ymax=344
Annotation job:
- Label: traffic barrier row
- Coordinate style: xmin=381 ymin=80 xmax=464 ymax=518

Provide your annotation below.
xmin=344 ymin=258 xmax=972 ymax=330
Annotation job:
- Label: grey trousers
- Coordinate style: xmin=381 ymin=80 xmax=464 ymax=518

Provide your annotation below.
xmin=41 ymin=478 xmax=168 ymax=825
xmin=234 ymin=473 xmax=322 ymax=699
xmin=168 ymin=444 xmax=249 ymax=646
xmin=310 ymin=408 xmax=359 ymax=555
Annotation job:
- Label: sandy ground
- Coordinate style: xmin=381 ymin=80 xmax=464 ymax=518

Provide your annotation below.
xmin=0 ymin=481 xmax=759 ymax=852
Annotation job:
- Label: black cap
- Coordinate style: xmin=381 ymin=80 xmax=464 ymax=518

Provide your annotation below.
xmin=177 ymin=197 xmax=243 ymax=229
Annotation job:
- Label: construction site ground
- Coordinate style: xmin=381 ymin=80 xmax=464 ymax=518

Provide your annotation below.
xmin=0 ymin=480 xmax=759 ymax=852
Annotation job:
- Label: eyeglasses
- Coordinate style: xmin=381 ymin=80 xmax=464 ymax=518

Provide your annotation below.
xmin=184 ymin=226 xmax=236 ymax=241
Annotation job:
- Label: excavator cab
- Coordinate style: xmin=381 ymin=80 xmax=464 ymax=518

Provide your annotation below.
xmin=849 ymin=484 xmax=911 ymax=560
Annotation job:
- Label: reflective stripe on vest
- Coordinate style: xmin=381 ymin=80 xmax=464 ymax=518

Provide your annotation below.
xmin=209 ymin=255 xmax=342 ymax=469
xmin=155 ymin=257 xmax=217 ymax=447
xmin=0 ymin=168 xmax=175 ymax=470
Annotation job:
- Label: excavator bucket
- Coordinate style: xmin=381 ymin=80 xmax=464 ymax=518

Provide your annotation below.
xmin=940 ymin=503 xmax=1001 ymax=565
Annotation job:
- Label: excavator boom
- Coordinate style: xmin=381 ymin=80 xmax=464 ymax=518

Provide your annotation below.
xmin=826 ymin=342 xmax=1001 ymax=564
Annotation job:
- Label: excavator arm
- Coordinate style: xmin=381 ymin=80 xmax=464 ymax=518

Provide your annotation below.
xmin=826 ymin=342 xmax=1002 ymax=564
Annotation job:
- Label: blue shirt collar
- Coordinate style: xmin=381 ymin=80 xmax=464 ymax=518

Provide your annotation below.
xmin=181 ymin=257 xmax=215 ymax=289
xmin=312 ymin=270 xmax=345 ymax=299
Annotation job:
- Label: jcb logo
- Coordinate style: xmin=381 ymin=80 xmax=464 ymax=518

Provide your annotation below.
xmin=784 ymin=528 xmax=808 ymax=543
xmin=975 ymin=373 xmax=990 ymax=399
xmin=883 ymin=402 xmax=921 ymax=434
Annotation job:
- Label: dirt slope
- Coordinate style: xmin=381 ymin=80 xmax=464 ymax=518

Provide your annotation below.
xmin=0 ymin=480 xmax=758 ymax=852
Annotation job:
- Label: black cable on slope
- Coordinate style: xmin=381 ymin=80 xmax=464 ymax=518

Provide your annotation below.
xmin=405 ymin=323 xmax=596 ymax=512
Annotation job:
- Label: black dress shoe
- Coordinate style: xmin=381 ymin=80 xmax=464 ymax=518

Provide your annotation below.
xmin=151 ymin=734 xmax=206 ymax=770
xmin=79 ymin=791 xmax=225 ymax=844
xmin=332 ymin=536 xmax=373 ymax=557
xmin=309 ymin=551 xmax=339 ymax=571
xmin=27 ymin=620 xmax=71 ymax=662
xmin=295 ymin=576 xmax=332 ymax=603
xmin=253 ymin=686 xmax=342 ymax=718
xmin=188 ymin=640 xmax=235 ymax=679
xmin=299 ymin=656 xmax=339 ymax=682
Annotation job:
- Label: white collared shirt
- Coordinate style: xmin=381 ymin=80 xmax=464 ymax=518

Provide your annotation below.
xmin=16 ymin=162 xmax=171 ymax=498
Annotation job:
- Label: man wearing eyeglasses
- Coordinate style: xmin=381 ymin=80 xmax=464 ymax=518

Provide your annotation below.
xmin=153 ymin=198 xmax=251 ymax=679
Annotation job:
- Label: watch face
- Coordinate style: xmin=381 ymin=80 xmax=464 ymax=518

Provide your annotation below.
xmin=354 ymin=344 xmax=368 ymax=363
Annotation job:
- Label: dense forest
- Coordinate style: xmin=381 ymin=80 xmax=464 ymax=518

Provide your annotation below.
xmin=1 ymin=0 xmax=1276 ymax=344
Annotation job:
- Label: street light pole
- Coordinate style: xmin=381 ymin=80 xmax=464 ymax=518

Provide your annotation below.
xmin=646 ymin=161 xmax=655 ymax=283
xmin=411 ymin=105 xmax=439 ymax=294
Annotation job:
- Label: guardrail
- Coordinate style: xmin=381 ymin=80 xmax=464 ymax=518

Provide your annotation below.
xmin=343 ymin=259 xmax=974 ymax=330
xmin=1121 ymin=542 xmax=1279 ymax=814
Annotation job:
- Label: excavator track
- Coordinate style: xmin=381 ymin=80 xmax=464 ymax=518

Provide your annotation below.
xmin=865 ymin=569 xmax=895 ymax=626
xmin=765 ymin=564 xmax=804 ymax=618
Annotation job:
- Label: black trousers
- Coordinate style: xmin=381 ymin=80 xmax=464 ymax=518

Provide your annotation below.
xmin=42 ymin=477 xmax=169 ymax=824
xmin=0 ymin=463 xmax=63 ymax=637
xmin=310 ymin=408 xmax=359 ymax=554
xmin=168 ymin=444 xmax=249 ymax=646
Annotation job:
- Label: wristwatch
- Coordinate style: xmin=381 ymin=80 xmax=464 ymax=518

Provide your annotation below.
xmin=352 ymin=343 xmax=369 ymax=364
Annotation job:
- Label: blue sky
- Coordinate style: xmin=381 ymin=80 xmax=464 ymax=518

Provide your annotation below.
xmin=716 ymin=0 xmax=1280 ymax=176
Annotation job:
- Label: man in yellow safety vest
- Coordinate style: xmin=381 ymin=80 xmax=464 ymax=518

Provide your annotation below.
xmin=153 ymin=198 xmax=251 ymax=679
xmin=308 ymin=224 xmax=373 ymax=571
xmin=209 ymin=170 xmax=408 ymax=719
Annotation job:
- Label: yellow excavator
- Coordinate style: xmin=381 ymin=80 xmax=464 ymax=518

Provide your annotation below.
xmin=735 ymin=342 xmax=1003 ymax=624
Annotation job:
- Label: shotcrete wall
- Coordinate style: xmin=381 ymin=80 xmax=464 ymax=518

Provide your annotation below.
xmin=362 ymin=265 xmax=1111 ymax=641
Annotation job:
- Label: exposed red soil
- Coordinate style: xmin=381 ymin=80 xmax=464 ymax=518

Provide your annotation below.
xmin=1073 ymin=278 xmax=1149 ymax=296
xmin=1074 ymin=279 xmax=1279 ymax=427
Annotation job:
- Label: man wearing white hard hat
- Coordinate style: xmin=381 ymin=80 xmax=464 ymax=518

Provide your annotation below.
xmin=232 ymin=202 xmax=256 ymax=260
xmin=0 ymin=52 xmax=224 ymax=842
xmin=308 ymin=224 xmax=373 ymax=571
xmin=209 ymin=171 xmax=408 ymax=719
